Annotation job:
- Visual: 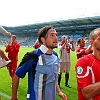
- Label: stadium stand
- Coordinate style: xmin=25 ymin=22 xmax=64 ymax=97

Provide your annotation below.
xmin=0 ymin=34 xmax=10 ymax=46
xmin=1 ymin=16 xmax=100 ymax=47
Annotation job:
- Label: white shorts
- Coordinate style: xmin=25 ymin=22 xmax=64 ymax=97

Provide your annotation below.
xmin=59 ymin=62 xmax=70 ymax=73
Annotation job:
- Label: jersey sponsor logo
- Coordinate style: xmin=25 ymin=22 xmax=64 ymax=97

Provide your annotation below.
xmin=77 ymin=66 xmax=83 ymax=74
xmin=76 ymin=66 xmax=95 ymax=84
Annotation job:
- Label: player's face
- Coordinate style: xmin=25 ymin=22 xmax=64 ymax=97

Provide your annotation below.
xmin=93 ymin=32 xmax=100 ymax=51
xmin=11 ymin=36 xmax=16 ymax=42
xmin=80 ymin=39 xmax=85 ymax=47
xmin=43 ymin=29 xmax=58 ymax=49
xmin=62 ymin=36 xmax=67 ymax=43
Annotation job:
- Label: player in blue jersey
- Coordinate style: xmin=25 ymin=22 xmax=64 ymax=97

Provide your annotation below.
xmin=10 ymin=26 xmax=67 ymax=100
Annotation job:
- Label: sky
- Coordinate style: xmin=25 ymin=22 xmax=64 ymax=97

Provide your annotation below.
xmin=0 ymin=0 xmax=100 ymax=27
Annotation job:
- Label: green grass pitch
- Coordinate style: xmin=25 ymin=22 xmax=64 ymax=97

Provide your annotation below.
xmin=0 ymin=46 xmax=78 ymax=100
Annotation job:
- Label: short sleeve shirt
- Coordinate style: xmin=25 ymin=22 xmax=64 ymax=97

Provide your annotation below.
xmin=75 ymin=54 xmax=100 ymax=100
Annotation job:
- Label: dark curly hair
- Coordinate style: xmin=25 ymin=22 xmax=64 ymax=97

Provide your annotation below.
xmin=38 ymin=26 xmax=54 ymax=44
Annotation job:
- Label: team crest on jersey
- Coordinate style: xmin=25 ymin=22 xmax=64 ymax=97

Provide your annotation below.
xmin=77 ymin=66 xmax=83 ymax=74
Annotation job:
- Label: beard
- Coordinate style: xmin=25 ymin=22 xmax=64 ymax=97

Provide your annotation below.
xmin=96 ymin=47 xmax=100 ymax=51
xmin=95 ymin=43 xmax=100 ymax=51
xmin=46 ymin=43 xmax=58 ymax=49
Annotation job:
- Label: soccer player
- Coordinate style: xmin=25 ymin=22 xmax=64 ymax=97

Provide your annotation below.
xmin=5 ymin=35 xmax=20 ymax=81
xmin=10 ymin=26 xmax=67 ymax=100
xmin=75 ymin=27 xmax=100 ymax=100
xmin=58 ymin=35 xmax=75 ymax=88
xmin=76 ymin=38 xmax=93 ymax=59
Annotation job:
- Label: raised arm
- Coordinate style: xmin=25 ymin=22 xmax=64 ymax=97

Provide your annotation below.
xmin=0 ymin=26 xmax=11 ymax=36
xmin=85 ymin=44 xmax=93 ymax=54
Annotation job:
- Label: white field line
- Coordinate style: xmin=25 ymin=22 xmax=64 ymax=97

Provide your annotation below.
xmin=0 ymin=91 xmax=11 ymax=99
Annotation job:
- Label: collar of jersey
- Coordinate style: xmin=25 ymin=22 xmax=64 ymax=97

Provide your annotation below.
xmin=39 ymin=45 xmax=49 ymax=54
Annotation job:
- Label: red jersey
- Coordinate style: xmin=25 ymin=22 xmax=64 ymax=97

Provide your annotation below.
xmin=76 ymin=47 xmax=93 ymax=59
xmin=33 ymin=44 xmax=41 ymax=49
xmin=75 ymin=54 xmax=100 ymax=100
xmin=5 ymin=42 xmax=20 ymax=61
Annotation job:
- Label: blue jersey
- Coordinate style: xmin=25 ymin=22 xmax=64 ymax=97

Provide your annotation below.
xmin=15 ymin=46 xmax=59 ymax=100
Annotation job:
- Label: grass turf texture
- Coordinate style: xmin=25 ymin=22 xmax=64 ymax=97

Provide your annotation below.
xmin=0 ymin=47 xmax=78 ymax=100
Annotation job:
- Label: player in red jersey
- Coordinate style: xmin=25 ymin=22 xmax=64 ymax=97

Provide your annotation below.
xmin=75 ymin=28 xmax=100 ymax=100
xmin=33 ymin=39 xmax=41 ymax=49
xmin=5 ymin=35 xmax=20 ymax=81
xmin=76 ymin=38 xmax=93 ymax=59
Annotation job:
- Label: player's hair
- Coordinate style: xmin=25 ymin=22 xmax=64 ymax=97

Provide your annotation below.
xmin=89 ymin=28 xmax=100 ymax=40
xmin=76 ymin=38 xmax=84 ymax=46
xmin=38 ymin=26 xmax=54 ymax=44
xmin=61 ymin=35 xmax=67 ymax=39
xmin=11 ymin=35 xmax=16 ymax=39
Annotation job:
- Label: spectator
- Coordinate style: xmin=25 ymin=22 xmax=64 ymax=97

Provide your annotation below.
xmin=5 ymin=35 xmax=20 ymax=82
xmin=76 ymin=38 xmax=93 ymax=59
xmin=58 ymin=35 xmax=75 ymax=88
xmin=0 ymin=26 xmax=11 ymax=68
xmin=10 ymin=26 xmax=67 ymax=100
xmin=75 ymin=27 xmax=100 ymax=100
